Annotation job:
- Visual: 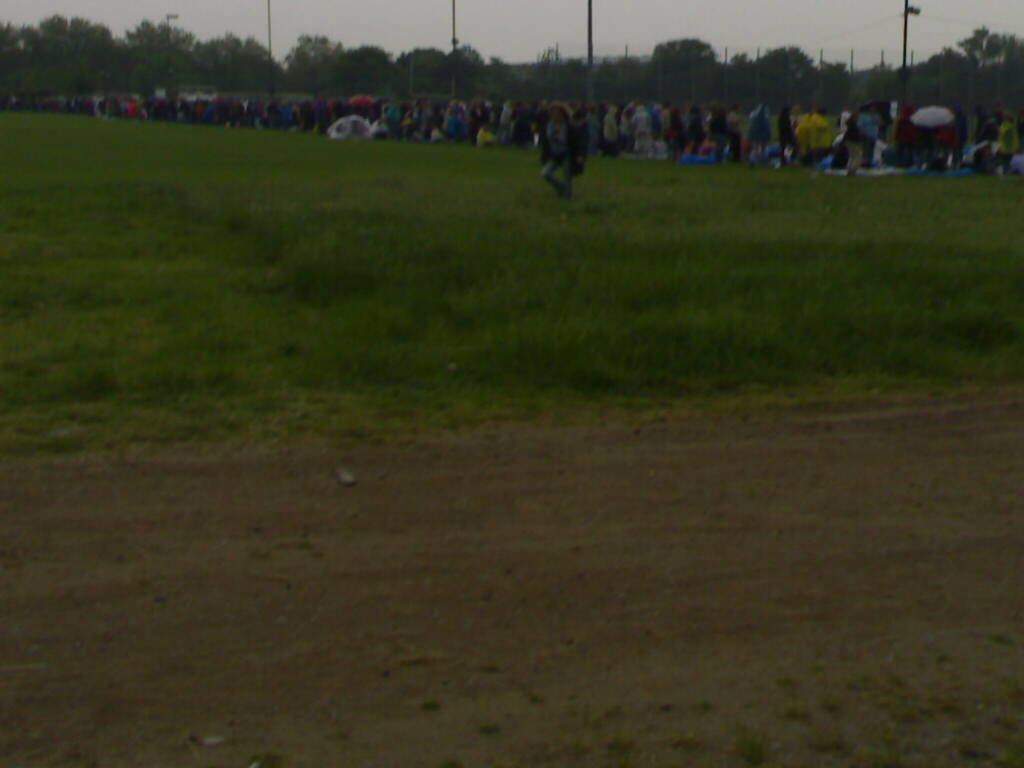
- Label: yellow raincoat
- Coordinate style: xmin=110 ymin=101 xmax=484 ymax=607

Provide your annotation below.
xmin=796 ymin=112 xmax=832 ymax=156
xmin=998 ymin=118 xmax=1021 ymax=156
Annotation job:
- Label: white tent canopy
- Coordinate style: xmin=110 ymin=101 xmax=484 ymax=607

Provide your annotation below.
xmin=327 ymin=115 xmax=372 ymax=140
xmin=910 ymin=106 xmax=955 ymax=129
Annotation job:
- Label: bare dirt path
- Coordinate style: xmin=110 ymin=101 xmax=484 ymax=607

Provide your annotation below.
xmin=2 ymin=397 xmax=1023 ymax=768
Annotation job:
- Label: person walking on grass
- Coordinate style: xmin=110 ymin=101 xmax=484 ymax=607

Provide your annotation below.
xmin=540 ymin=103 xmax=584 ymax=200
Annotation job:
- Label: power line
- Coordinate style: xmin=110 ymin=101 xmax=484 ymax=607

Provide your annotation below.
xmin=916 ymin=13 xmax=1024 ymax=36
xmin=808 ymin=14 xmax=903 ymax=46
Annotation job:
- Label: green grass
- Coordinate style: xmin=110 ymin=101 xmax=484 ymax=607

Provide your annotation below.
xmin=3 ymin=113 xmax=1024 ymax=454
xmin=734 ymin=729 xmax=770 ymax=765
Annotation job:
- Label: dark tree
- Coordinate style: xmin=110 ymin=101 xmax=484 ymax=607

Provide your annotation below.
xmin=284 ymin=35 xmax=343 ymax=95
xmin=334 ymin=46 xmax=396 ymax=95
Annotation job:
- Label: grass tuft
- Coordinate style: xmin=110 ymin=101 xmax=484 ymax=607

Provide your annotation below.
xmin=734 ymin=729 xmax=770 ymax=766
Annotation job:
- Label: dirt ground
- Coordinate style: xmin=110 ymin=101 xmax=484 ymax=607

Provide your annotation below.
xmin=2 ymin=397 xmax=1024 ymax=768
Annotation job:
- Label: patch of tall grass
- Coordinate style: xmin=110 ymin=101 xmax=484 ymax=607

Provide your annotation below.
xmin=2 ymin=113 xmax=1023 ymax=452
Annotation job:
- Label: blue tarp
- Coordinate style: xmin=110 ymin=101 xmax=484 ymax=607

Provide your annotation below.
xmin=902 ymin=168 xmax=975 ymax=177
xmin=678 ymin=154 xmax=717 ymax=166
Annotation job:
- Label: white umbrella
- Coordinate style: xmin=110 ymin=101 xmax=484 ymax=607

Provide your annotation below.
xmin=910 ymin=106 xmax=955 ymax=129
xmin=327 ymin=115 xmax=372 ymax=140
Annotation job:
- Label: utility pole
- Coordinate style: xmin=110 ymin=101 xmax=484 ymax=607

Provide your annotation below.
xmin=690 ymin=52 xmax=696 ymax=103
xmin=164 ymin=14 xmax=179 ymax=96
xmin=901 ymin=0 xmax=921 ymax=104
xmin=586 ymin=0 xmax=594 ymax=104
xmin=756 ymin=47 xmax=761 ymax=103
xmin=819 ymin=48 xmax=825 ymax=105
xmin=451 ymin=0 xmax=458 ymax=98
xmin=266 ymin=0 xmax=275 ymax=96
xmin=724 ymin=47 xmax=729 ymax=102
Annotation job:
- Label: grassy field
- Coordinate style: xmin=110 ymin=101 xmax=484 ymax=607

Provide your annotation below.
xmin=2 ymin=113 xmax=1024 ymax=454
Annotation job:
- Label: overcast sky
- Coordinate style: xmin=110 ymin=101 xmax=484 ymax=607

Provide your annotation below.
xmin=4 ymin=0 xmax=1024 ymax=62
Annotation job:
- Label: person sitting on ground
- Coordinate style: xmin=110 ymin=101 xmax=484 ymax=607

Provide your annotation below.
xmin=429 ymin=117 xmax=446 ymax=144
xmin=996 ymin=111 xmax=1021 ymax=174
xmin=476 ymin=123 xmax=497 ymax=147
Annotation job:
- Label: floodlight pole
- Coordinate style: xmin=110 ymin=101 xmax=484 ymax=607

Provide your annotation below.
xmin=267 ymin=0 xmax=275 ymax=96
xmin=164 ymin=14 xmax=179 ymax=95
xmin=901 ymin=0 xmax=921 ymax=105
xmin=586 ymin=0 xmax=594 ymax=104
xmin=451 ymin=0 xmax=458 ymax=98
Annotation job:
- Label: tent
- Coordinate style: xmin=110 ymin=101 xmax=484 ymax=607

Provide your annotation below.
xmin=910 ymin=106 xmax=955 ymax=129
xmin=327 ymin=115 xmax=372 ymax=140
xmin=349 ymin=95 xmax=375 ymax=109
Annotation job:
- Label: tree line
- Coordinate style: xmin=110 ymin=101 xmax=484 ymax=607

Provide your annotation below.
xmin=1 ymin=15 xmax=1022 ymax=109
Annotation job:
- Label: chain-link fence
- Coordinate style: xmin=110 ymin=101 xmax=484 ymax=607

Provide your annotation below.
xmin=517 ymin=41 xmax=1023 ymax=109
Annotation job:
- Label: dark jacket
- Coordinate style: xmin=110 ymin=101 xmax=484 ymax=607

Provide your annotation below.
xmin=844 ymin=115 xmax=862 ymax=143
xmin=540 ymin=121 xmax=586 ymax=176
xmin=687 ymin=109 xmax=706 ymax=145
xmin=778 ymin=110 xmax=795 ymax=145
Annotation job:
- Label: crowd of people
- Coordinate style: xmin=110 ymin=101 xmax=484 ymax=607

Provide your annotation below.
xmin=1 ymin=93 xmax=372 ymax=132
xmin=3 ymin=92 xmax=1022 ymax=175
xmin=796 ymin=103 xmax=1024 ymax=175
